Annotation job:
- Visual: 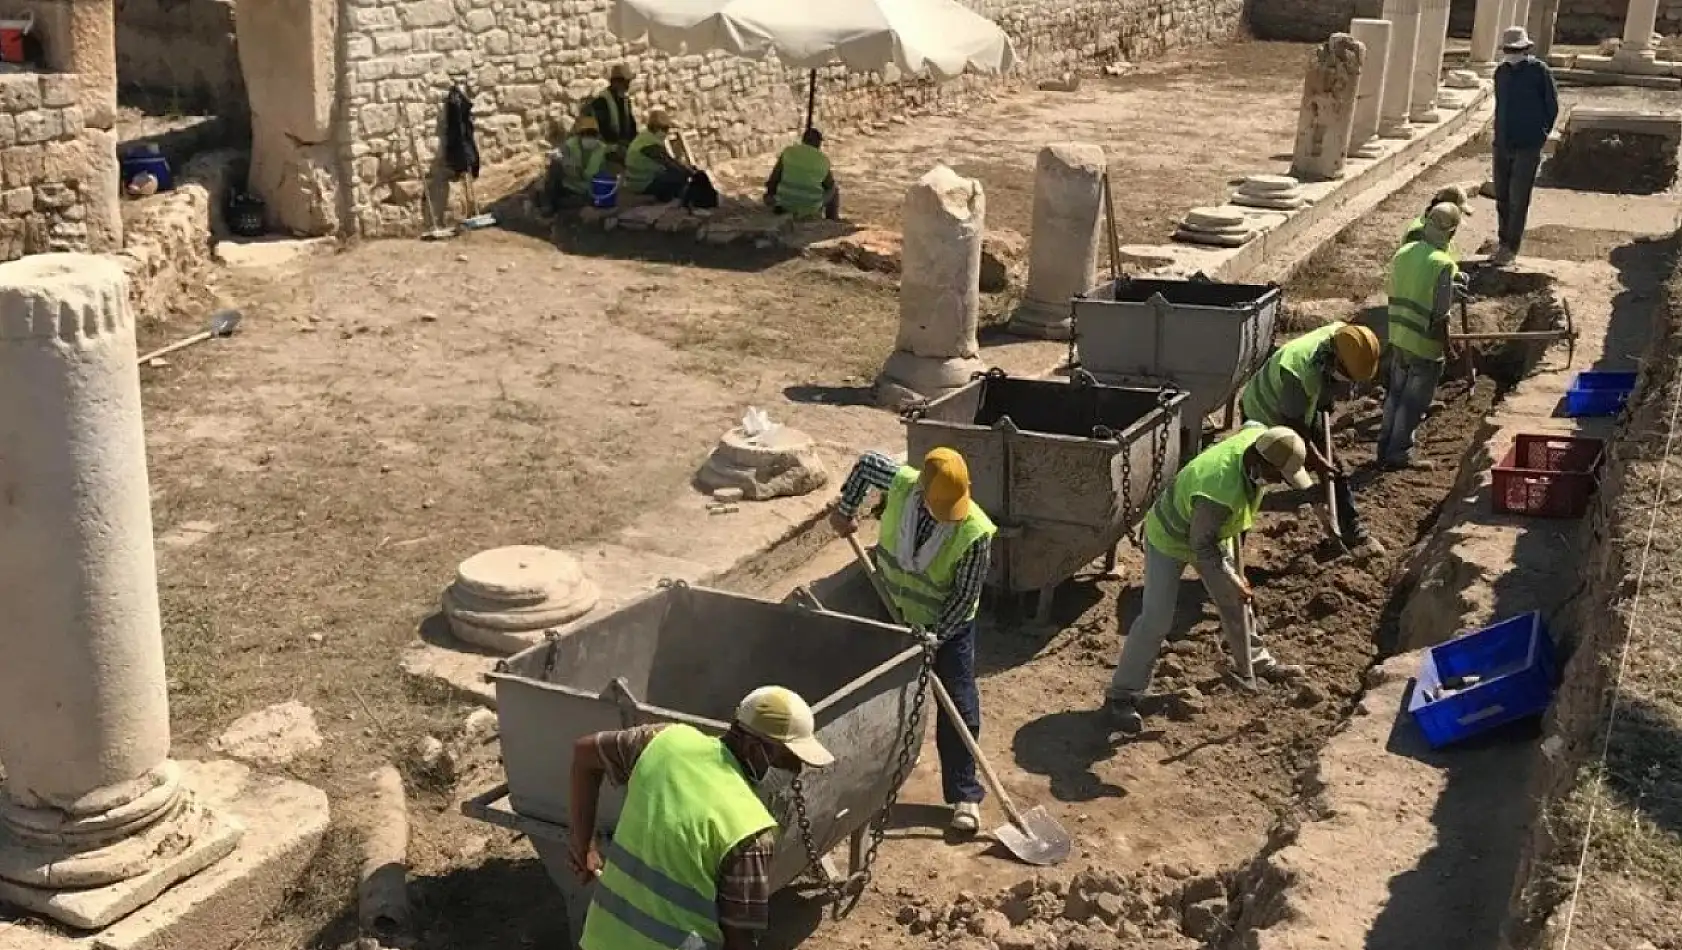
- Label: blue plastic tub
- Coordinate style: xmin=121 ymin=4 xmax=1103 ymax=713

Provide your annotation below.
xmin=589 ymin=173 xmax=618 ymax=209
xmin=1408 ymin=611 xmax=1557 ymax=749
xmin=119 ymin=152 xmax=172 ymax=192
xmin=1563 ymin=371 xmax=1637 ymax=417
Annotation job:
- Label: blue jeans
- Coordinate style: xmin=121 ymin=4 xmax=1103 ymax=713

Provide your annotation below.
xmin=933 ymin=621 xmax=984 ymax=805
xmin=1377 ymin=352 xmax=1444 ymax=465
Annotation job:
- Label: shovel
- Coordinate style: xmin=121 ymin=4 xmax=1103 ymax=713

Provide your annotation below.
xmin=137 ymin=308 xmax=242 ymax=365
xmin=844 ymin=534 xmax=1072 ymax=867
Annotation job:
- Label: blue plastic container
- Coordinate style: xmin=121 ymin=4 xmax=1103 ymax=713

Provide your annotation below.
xmin=1563 ymin=371 xmax=1637 ymax=417
xmin=589 ymin=173 xmax=618 ymax=209
xmin=1408 ymin=611 xmax=1557 ymax=749
xmin=119 ymin=152 xmax=172 ymax=192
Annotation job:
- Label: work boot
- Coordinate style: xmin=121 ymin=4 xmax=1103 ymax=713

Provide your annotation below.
xmin=951 ymin=802 xmax=980 ymax=834
xmin=1104 ymin=694 xmax=1145 ymax=737
xmin=1343 ymin=526 xmax=1386 ymax=556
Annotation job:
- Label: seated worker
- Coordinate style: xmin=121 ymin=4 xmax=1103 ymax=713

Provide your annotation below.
xmin=580 ymin=63 xmax=638 ymax=157
xmin=543 ymin=116 xmax=609 ymax=211
xmin=623 ymin=110 xmax=702 ymax=204
xmin=1402 ymin=185 xmax=1472 ymax=246
xmin=764 ymin=128 xmax=840 ymax=220
xmin=1239 ymin=321 xmax=1384 ymax=553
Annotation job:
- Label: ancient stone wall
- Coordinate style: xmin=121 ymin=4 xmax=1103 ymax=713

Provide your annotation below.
xmin=114 ymin=0 xmax=246 ymax=118
xmin=1 ymin=72 xmax=103 ymax=261
xmin=338 ymin=0 xmax=1245 ymax=238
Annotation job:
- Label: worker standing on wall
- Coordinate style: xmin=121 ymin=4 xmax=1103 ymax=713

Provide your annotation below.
xmin=1239 ymin=321 xmax=1385 ymax=553
xmin=829 ymin=447 xmax=994 ymax=835
xmin=764 ymin=128 xmax=841 ymax=220
xmin=1104 ymin=425 xmax=1313 ymax=736
xmin=1379 ymin=202 xmax=1466 ymax=470
xmin=569 ymin=686 xmax=833 ymax=950
xmin=581 ymin=63 xmax=639 ymax=158
xmin=1402 ymin=186 xmax=1473 ymax=245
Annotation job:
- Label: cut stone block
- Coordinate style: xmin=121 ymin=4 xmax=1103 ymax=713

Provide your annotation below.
xmin=1291 ymin=32 xmax=1367 ymax=182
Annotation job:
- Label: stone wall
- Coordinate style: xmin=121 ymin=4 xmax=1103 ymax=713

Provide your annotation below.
xmin=337 ymin=0 xmax=1246 ymax=238
xmin=0 ymin=72 xmax=109 ymax=262
xmin=115 ymin=0 xmax=246 ymax=119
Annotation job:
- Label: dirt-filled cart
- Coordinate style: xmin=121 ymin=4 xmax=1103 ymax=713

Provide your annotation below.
xmin=461 ymin=582 xmax=929 ymax=948
xmin=1071 ymin=275 xmax=1282 ymax=460
xmin=902 ymin=370 xmax=1188 ymax=622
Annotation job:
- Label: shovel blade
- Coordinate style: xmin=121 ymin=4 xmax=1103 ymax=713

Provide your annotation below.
xmin=991 ymin=807 xmax=1071 ymax=867
xmin=209 ymin=308 xmax=243 ymax=337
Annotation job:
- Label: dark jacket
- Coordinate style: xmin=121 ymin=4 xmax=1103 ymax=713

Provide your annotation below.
xmin=443 ymin=85 xmax=480 ymax=178
xmin=586 ymin=89 xmax=637 ymax=145
xmin=1493 ymin=57 xmax=1559 ymax=151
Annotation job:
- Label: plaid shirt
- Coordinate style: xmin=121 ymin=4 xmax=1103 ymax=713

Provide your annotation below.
xmin=588 ymin=724 xmax=774 ymax=935
xmin=835 ymin=451 xmax=992 ymax=639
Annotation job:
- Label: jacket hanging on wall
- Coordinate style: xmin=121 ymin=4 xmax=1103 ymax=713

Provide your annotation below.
xmin=443 ymin=84 xmax=480 ymax=179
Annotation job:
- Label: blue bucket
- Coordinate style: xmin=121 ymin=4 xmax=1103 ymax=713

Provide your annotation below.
xmin=589 ymin=173 xmax=618 ymax=209
xmin=119 ymin=152 xmax=172 ymax=192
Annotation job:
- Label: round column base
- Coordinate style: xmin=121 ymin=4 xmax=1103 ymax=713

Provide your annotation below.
xmin=1378 ymin=120 xmax=1416 ymax=140
xmin=874 ymin=350 xmax=985 ymax=410
xmin=1007 ymin=298 xmax=1074 ymax=341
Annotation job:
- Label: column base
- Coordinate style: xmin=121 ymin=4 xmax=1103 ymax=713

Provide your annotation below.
xmin=1409 ymin=107 xmax=1444 ymax=124
xmin=1006 ymin=298 xmax=1074 ymax=340
xmin=874 ymin=350 xmax=985 ymax=410
xmin=0 ymin=760 xmax=328 ymax=950
xmin=1378 ymin=120 xmax=1417 ymax=139
xmin=1348 ymin=137 xmax=1386 ymax=159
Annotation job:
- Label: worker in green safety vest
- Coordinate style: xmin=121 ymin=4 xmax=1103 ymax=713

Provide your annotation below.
xmin=1401 ymin=185 xmax=1474 ymax=246
xmin=1239 ymin=321 xmax=1385 ymax=553
xmin=570 ymin=686 xmax=833 ymax=950
xmin=830 ymin=447 xmax=994 ymax=835
xmin=624 ymin=109 xmax=700 ymax=203
xmin=1104 ymin=425 xmax=1313 ymax=736
xmin=763 ymin=128 xmax=840 ymax=220
xmin=1379 ymin=201 xmax=1467 ymax=470
xmin=543 ymin=114 xmax=610 ymax=211
xmin=580 ymin=62 xmax=638 ymax=158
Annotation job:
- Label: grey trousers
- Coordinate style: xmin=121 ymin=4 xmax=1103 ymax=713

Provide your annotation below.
xmin=1492 ymin=145 xmax=1543 ymax=253
xmin=1107 ymin=541 xmax=1256 ymax=698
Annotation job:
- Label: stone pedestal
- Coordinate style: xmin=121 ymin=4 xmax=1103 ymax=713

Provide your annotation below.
xmin=1613 ymin=0 xmax=1661 ymax=68
xmin=696 ymin=424 xmax=829 ymax=500
xmin=442 ymin=546 xmax=601 ymax=654
xmin=1009 ymin=143 xmax=1107 ymax=340
xmin=875 ymin=165 xmax=986 ymax=408
xmin=0 ymin=255 xmax=239 ymax=930
xmin=1409 ymin=0 xmax=1451 ymax=124
xmin=1469 ymin=0 xmax=1503 ymax=73
xmin=1379 ymin=0 xmax=1421 ymax=138
xmin=1347 ymin=19 xmax=1392 ymax=158
xmin=1290 ymin=34 xmax=1367 ymax=182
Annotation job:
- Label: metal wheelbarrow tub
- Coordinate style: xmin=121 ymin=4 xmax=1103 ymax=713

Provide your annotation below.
xmin=464 ymin=582 xmax=925 ymax=939
xmin=1072 ymin=276 xmax=1281 ymax=457
xmin=902 ymin=372 xmax=1187 ymax=614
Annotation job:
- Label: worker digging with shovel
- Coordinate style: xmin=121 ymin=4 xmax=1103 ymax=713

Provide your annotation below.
xmin=1103 ymin=425 xmax=1314 ymax=736
xmin=1238 ymin=320 xmax=1385 ymax=556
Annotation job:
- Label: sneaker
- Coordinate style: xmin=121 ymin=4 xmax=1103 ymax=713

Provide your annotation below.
xmin=1104 ymin=695 xmax=1145 ymax=736
xmin=951 ymin=802 xmax=980 ymax=834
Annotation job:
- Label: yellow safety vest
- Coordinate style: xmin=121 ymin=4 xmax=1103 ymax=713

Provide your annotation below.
xmin=563 ymin=136 xmax=607 ymax=193
xmin=582 ymin=90 xmax=632 ymax=141
xmin=1240 ymin=321 xmax=1339 ymax=428
xmin=876 ymin=466 xmax=996 ymax=627
xmin=623 ymin=131 xmax=668 ymax=194
xmin=581 ymin=724 xmax=776 ymax=950
xmin=774 ymin=144 xmax=831 ymax=218
xmin=1387 ymin=241 xmax=1457 ymax=362
xmin=1145 ymin=425 xmax=1265 ymax=563
xmin=1402 ymin=217 xmax=1458 ymax=261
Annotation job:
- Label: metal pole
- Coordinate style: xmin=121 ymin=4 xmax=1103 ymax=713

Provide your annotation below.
xmin=805 ymin=70 xmax=817 ymax=132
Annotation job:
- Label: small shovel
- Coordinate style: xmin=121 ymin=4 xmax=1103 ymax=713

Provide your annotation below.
xmin=844 ymin=534 xmax=1072 ymax=867
xmin=138 ymin=308 xmax=242 ymax=365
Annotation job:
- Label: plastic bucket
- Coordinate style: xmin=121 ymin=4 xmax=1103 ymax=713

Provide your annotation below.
xmin=120 ymin=152 xmax=173 ymax=193
xmin=589 ymin=173 xmax=618 ymax=209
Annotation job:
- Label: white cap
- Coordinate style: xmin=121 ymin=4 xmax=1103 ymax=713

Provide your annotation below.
xmin=735 ymin=686 xmax=834 ymax=767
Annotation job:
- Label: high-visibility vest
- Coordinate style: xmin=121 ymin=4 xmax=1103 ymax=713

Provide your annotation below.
xmin=876 ymin=466 xmax=996 ymax=627
xmin=581 ymin=724 xmax=776 ymax=950
xmin=774 ymin=144 xmax=831 ymax=218
xmin=1240 ymin=321 xmax=1339 ymax=428
xmin=1387 ymin=240 xmax=1457 ymax=362
xmin=1144 ymin=424 xmax=1265 ymax=564
xmin=623 ymin=131 xmax=668 ymax=194
xmin=562 ymin=136 xmax=607 ymax=193
xmin=582 ymin=90 xmax=631 ymax=141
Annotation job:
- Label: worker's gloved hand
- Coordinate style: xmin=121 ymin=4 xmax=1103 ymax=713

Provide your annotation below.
xmin=828 ymin=506 xmax=858 ymax=537
xmin=1236 ymin=577 xmax=1255 ymax=603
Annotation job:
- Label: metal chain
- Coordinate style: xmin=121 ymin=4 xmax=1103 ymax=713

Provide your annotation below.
xmin=788 ymin=772 xmax=840 ymax=904
xmin=1133 ymin=386 xmax=1174 ymax=547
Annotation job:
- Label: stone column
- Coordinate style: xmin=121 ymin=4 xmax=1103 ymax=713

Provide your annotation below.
xmin=237 ymin=0 xmax=340 ymax=235
xmin=1379 ymin=0 xmax=1421 ymax=138
xmin=1409 ymin=0 xmax=1451 ymax=123
xmin=1009 ymin=143 xmax=1107 ymax=341
xmin=1469 ymin=0 xmax=1504 ymax=73
xmin=875 ymin=166 xmax=987 ymax=408
xmin=1290 ymin=33 xmax=1367 ymax=182
xmin=1529 ymin=0 xmax=1561 ymax=57
xmin=1614 ymin=0 xmax=1660 ymax=68
xmin=0 ymin=254 xmax=239 ymax=930
xmin=1347 ymin=19 xmax=1391 ymax=158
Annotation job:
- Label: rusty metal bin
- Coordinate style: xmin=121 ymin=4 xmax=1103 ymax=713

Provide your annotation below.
xmin=902 ymin=371 xmax=1186 ymax=618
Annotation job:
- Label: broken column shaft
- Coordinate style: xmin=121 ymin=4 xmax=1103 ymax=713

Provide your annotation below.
xmin=1469 ymin=0 xmax=1504 ymax=73
xmin=1347 ymin=19 xmax=1392 ymax=158
xmin=1290 ymin=33 xmax=1367 ymax=182
xmin=1379 ymin=0 xmax=1421 ymax=138
xmin=0 ymin=254 xmax=237 ymax=930
xmin=1010 ymin=143 xmax=1108 ymax=341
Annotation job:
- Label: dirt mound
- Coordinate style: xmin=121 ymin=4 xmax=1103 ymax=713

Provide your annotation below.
xmin=896 ymin=865 xmax=1235 ymax=949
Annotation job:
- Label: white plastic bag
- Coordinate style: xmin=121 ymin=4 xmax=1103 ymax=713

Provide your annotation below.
xmin=741 ymin=406 xmax=781 ymax=441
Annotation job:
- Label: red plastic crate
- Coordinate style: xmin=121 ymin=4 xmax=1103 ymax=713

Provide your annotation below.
xmin=1492 ymin=434 xmax=1605 ymax=519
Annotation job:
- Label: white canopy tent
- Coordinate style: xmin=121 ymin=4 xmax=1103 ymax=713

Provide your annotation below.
xmin=608 ymin=0 xmax=1017 ymax=130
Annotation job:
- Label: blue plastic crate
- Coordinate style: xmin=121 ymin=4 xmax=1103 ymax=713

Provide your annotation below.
xmin=1564 ymin=371 xmax=1637 ymax=417
xmin=1407 ymin=611 xmax=1557 ymax=749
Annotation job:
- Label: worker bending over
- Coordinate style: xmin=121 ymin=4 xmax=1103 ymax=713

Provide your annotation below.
xmin=764 ymin=128 xmax=840 ymax=220
xmin=1402 ymin=186 xmax=1472 ymax=245
xmin=830 ymin=448 xmax=994 ymax=835
xmin=570 ymin=686 xmax=833 ymax=950
xmin=1379 ymin=202 xmax=1466 ymax=470
xmin=1240 ymin=321 xmax=1384 ymax=553
xmin=581 ymin=63 xmax=638 ymax=157
xmin=1105 ymin=425 xmax=1312 ymax=735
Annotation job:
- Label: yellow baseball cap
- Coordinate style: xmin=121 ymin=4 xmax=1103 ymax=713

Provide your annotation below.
xmin=735 ymin=686 xmax=833 ymax=767
xmin=920 ymin=447 xmax=972 ymax=523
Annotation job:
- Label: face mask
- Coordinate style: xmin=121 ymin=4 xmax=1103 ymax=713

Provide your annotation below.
xmin=1502 ymin=52 xmax=1529 ymax=65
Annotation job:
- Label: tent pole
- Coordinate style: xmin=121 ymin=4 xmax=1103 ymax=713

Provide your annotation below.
xmin=805 ymin=70 xmax=817 ymax=132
